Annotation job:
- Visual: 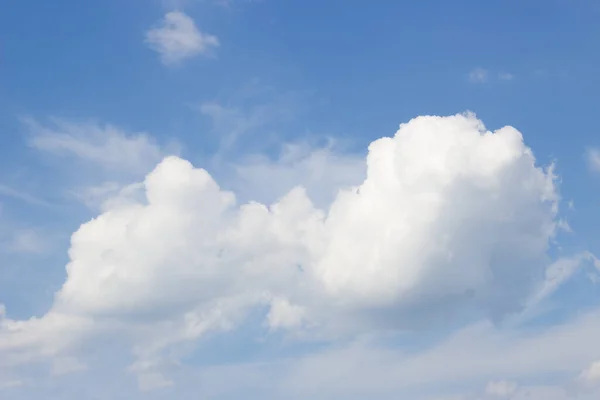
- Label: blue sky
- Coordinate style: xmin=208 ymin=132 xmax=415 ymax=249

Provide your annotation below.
xmin=1 ymin=0 xmax=600 ymax=399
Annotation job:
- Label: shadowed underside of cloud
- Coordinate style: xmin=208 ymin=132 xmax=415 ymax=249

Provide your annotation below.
xmin=0 ymin=113 xmax=597 ymax=397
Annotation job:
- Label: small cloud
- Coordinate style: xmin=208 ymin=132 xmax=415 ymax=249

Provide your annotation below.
xmin=468 ymin=68 xmax=514 ymax=84
xmin=585 ymin=147 xmax=600 ymax=173
xmin=146 ymin=10 xmax=219 ymax=65
xmin=468 ymin=67 xmax=489 ymax=83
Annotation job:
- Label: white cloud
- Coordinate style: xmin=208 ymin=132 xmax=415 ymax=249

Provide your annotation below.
xmin=146 ymin=11 xmax=219 ymax=65
xmin=468 ymin=68 xmax=489 ymax=83
xmin=0 ymin=113 xmax=568 ymax=389
xmin=23 ymin=117 xmax=174 ymax=209
xmin=521 ymin=252 xmax=598 ymax=318
xmin=199 ymin=308 xmax=600 ymax=399
xmin=282 ymin=312 xmax=600 ymax=397
xmin=585 ymin=147 xmax=600 ymax=173
xmin=122 ymin=308 xmax=600 ymax=399
xmin=468 ymin=68 xmax=514 ymax=83
xmin=25 ymin=118 xmax=166 ymax=174
xmin=0 ymin=311 xmax=93 ymax=368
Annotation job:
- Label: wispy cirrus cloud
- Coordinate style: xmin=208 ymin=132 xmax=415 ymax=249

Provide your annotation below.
xmin=24 ymin=117 xmax=167 ymax=174
xmin=198 ymin=83 xmax=306 ymax=154
xmin=0 ymin=184 xmax=53 ymax=208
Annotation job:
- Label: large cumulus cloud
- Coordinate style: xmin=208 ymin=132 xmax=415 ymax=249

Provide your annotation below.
xmin=0 ymin=113 xmax=563 ymax=385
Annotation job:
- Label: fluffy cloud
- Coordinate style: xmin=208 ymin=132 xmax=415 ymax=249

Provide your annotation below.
xmin=309 ymin=114 xmax=557 ymax=317
xmin=0 ymin=113 xmax=567 ymax=388
xmin=146 ymin=11 xmax=219 ymax=65
xmin=0 ymin=311 xmax=93 ymax=368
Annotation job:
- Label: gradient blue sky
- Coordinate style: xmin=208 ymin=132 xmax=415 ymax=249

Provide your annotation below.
xmin=1 ymin=0 xmax=600 ymax=399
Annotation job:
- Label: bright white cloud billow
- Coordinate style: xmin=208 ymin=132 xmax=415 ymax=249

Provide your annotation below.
xmin=146 ymin=11 xmax=219 ymax=65
xmin=0 ymin=113 xmax=589 ymax=395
